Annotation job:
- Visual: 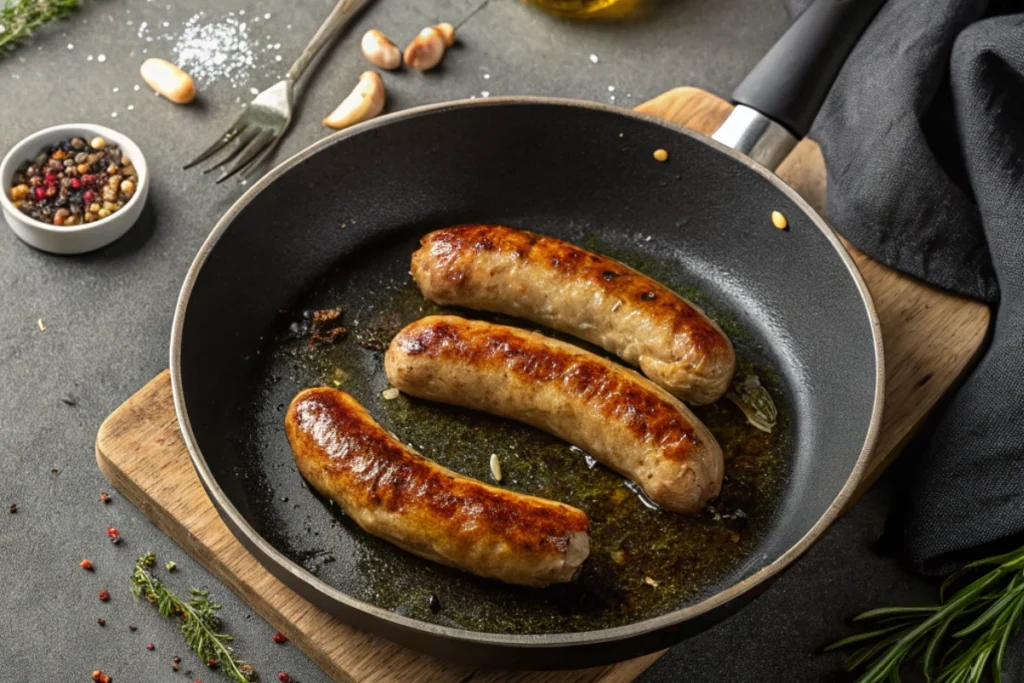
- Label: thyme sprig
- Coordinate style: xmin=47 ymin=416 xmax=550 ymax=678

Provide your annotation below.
xmin=131 ymin=553 xmax=257 ymax=683
xmin=827 ymin=545 xmax=1024 ymax=682
xmin=0 ymin=0 xmax=80 ymax=57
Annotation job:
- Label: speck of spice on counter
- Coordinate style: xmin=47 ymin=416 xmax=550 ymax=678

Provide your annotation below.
xmin=8 ymin=136 xmax=138 ymax=226
xmin=271 ymin=631 xmax=287 ymax=644
xmin=8 ymin=503 xmax=16 ymax=513
xmin=98 ymin=589 xmax=111 ymax=602
xmin=653 ymin=148 xmax=669 ymax=162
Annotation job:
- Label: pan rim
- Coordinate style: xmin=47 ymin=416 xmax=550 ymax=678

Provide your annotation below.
xmin=170 ymin=95 xmax=885 ymax=650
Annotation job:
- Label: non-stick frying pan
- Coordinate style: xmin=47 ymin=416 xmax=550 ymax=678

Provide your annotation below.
xmin=171 ymin=0 xmax=886 ymax=670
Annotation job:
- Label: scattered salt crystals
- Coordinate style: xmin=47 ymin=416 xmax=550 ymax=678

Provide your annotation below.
xmin=11 ymin=73 xmax=20 ymax=80
xmin=273 ymin=43 xmax=280 ymax=49
xmin=136 ymin=21 xmax=148 ymax=38
xmin=264 ymin=13 xmax=271 ymax=19
xmin=112 ymin=87 xmax=119 ymax=93
xmin=608 ymin=85 xmax=615 ymax=92
xmin=275 ymin=55 xmax=282 ymax=62
xmin=172 ymin=13 xmax=258 ymax=88
xmin=127 ymin=105 xmax=135 ymax=111
xmin=286 ymin=24 xmax=292 ymax=29
xmin=67 ymin=43 xmax=74 ymax=50
xmin=610 ymin=95 xmax=616 ymax=102
xmin=133 ymin=84 xmax=141 ymax=91
xmin=111 ymin=112 xmax=118 ymax=118
xmin=238 ymin=9 xmax=245 ymax=14
xmin=589 ymin=53 xmax=599 ymax=64
xmin=162 ymin=21 xmax=170 ymax=27
xmin=483 ymin=73 xmax=490 ymax=79
xmin=250 ymin=87 xmax=259 ymax=94
xmin=97 ymin=54 xmax=107 ymax=62
xmin=481 ymin=91 xmax=490 ymax=98
xmin=87 ymin=55 xmax=94 ymax=61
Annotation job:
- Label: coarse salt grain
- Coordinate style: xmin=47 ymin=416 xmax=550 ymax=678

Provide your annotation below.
xmin=589 ymin=53 xmax=598 ymax=63
xmin=97 ymin=54 xmax=106 ymax=62
xmin=172 ymin=13 xmax=259 ymax=88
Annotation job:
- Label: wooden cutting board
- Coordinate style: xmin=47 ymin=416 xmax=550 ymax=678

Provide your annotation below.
xmin=96 ymin=87 xmax=991 ymax=683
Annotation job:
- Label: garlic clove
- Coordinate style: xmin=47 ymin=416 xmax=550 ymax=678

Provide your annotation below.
xmin=140 ymin=58 xmax=196 ymax=104
xmin=434 ymin=22 xmax=456 ymax=48
xmin=404 ymin=27 xmax=446 ymax=71
xmin=360 ymin=29 xmax=402 ymax=70
xmin=323 ymin=71 xmax=386 ymax=130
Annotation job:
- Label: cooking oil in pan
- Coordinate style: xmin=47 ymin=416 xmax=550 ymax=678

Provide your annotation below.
xmin=241 ymin=234 xmax=790 ymax=635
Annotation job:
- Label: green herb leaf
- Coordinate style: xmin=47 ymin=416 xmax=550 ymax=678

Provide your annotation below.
xmin=827 ymin=545 xmax=1024 ymax=683
xmin=131 ymin=553 xmax=256 ymax=683
xmin=0 ymin=0 xmax=80 ymax=57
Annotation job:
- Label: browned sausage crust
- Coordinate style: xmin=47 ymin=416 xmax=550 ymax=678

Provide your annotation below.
xmin=385 ymin=316 xmax=724 ymax=514
xmin=411 ymin=225 xmax=736 ymax=405
xmin=285 ymin=387 xmax=590 ymax=587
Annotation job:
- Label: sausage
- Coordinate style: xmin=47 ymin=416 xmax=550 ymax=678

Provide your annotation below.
xmin=385 ymin=316 xmax=724 ymax=514
xmin=285 ymin=387 xmax=590 ymax=587
xmin=410 ymin=225 xmax=736 ymax=405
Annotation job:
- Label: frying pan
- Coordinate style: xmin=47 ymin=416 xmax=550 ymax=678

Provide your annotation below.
xmin=171 ymin=0 xmax=886 ymax=670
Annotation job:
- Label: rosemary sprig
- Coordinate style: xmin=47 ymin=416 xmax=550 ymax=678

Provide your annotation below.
xmin=826 ymin=545 xmax=1024 ymax=682
xmin=0 ymin=0 xmax=80 ymax=57
xmin=131 ymin=553 xmax=257 ymax=683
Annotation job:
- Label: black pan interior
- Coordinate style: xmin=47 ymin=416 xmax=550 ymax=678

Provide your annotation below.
xmin=178 ymin=100 xmax=877 ymax=637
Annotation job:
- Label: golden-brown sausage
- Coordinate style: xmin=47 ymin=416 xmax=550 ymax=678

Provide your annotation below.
xmin=385 ymin=316 xmax=723 ymax=514
xmin=411 ymin=225 xmax=736 ymax=405
xmin=285 ymin=387 xmax=590 ymax=587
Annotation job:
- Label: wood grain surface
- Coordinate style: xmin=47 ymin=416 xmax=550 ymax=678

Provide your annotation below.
xmin=96 ymin=88 xmax=990 ymax=682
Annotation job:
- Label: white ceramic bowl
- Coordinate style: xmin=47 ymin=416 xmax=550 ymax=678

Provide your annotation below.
xmin=0 ymin=123 xmax=149 ymax=254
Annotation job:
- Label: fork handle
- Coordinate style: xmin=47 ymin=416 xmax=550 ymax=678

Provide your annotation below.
xmin=286 ymin=0 xmax=374 ymax=83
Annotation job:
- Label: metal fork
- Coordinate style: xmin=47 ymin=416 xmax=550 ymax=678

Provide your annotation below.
xmin=184 ymin=0 xmax=374 ymax=183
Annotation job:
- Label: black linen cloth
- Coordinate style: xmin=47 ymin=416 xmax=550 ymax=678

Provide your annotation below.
xmin=782 ymin=0 xmax=1024 ymax=574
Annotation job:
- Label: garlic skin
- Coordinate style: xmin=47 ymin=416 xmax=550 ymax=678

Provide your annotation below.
xmin=140 ymin=58 xmax=196 ymax=104
xmin=360 ymin=29 xmax=401 ymax=70
xmin=404 ymin=27 xmax=446 ymax=71
xmin=323 ymin=71 xmax=386 ymax=130
xmin=434 ymin=22 xmax=456 ymax=47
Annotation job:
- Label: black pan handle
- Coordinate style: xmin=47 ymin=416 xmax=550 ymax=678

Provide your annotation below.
xmin=712 ymin=0 xmax=886 ymax=170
